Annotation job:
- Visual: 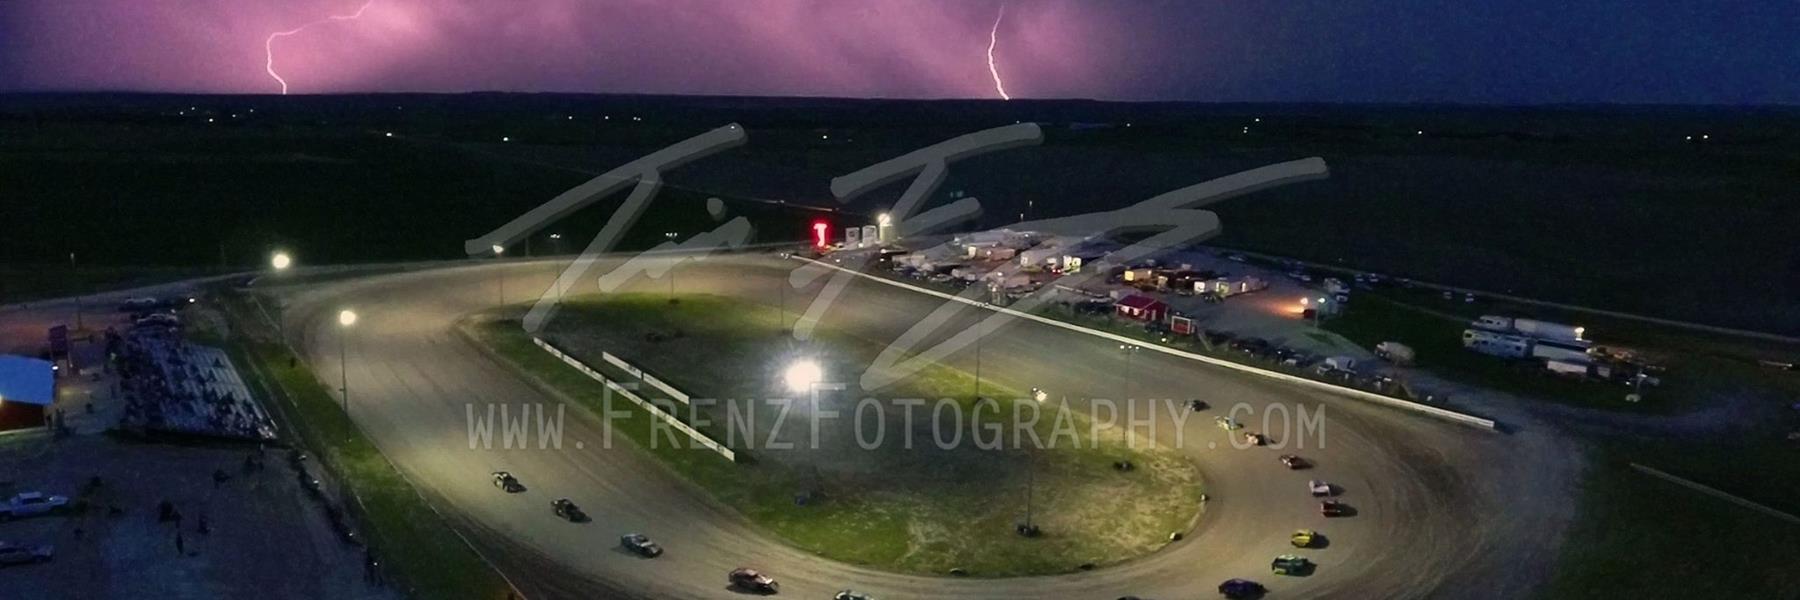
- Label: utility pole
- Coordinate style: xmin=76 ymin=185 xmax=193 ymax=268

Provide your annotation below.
xmin=69 ymin=252 xmax=83 ymax=331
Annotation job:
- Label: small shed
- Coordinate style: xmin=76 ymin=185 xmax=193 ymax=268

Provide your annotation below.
xmin=1115 ymin=295 xmax=1168 ymax=322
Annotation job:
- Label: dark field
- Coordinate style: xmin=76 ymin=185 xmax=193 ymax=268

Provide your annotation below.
xmin=4 ymin=94 xmax=1798 ymax=334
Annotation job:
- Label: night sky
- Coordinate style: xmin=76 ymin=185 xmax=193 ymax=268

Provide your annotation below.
xmin=1 ymin=0 xmax=1795 ymax=103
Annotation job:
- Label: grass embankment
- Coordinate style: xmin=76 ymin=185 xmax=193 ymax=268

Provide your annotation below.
xmin=1542 ymin=438 xmax=1800 ymax=599
xmin=215 ymin=291 xmax=512 ymax=600
xmin=469 ymin=292 xmax=1201 ymax=576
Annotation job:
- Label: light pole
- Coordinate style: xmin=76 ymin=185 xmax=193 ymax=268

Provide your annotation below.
xmin=1120 ymin=344 xmax=1141 ymax=402
xmin=974 ymin=304 xmax=989 ymax=401
xmin=491 ymin=245 xmax=505 ymax=305
xmin=664 ymin=232 xmax=679 ymax=303
xmin=271 ymin=252 xmax=293 ymax=339
xmin=338 ymin=309 xmax=357 ymax=416
xmin=69 ymin=252 xmax=83 ymax=332
xmin=1022 ymin=386 xmax=1048 ymax=536
xmin=548 ymin=233 xmax=563 ymax=256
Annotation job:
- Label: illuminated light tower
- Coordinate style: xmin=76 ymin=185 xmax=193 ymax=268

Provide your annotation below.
xmin=337 ymin=309 xmax=357 ymax=416
xmin=876 ymin=213 xmax=895 ymax=245
xmin=783 ymin=360 xmax=823 ymax=394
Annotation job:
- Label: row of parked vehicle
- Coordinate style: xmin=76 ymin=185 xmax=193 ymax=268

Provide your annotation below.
xmin=0 ymin=491 xmax=70 ymax=568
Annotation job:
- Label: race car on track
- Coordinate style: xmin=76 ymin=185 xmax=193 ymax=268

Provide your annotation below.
xmin=834 ymin=591 xmax=876 ymax=600
xmin=1244 ymin=432 xmax=1267 ymax=446
xmin=729 ymin=567 xmax=779 ymax=593
xmin=619 ymin=533 xmax=663 ymax=557
xmin=1290 ymin=529 xmax=1317 ymax=548
xmin=1217 ymin=578 xmax=1265 ymax=598
xmin=1271 ymin=554 xmax=1312 ymax=576
xmin=1308 ymin=480 xmax=1333 ymax=496
xmin=1320 ymin=499 xmax=1347 ymax=517
xmin=551 ymin=498 xmax=588 ymax=522
xmin=491 ymin=471 xmax=525 ymax=493
xmin=1215 ymin=416 xmax=1241 ymax=430
xmin=1278 ymin=454 xmax=1308 ymax=469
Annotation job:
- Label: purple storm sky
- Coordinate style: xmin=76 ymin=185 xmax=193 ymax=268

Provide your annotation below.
xmin=2 ymin=0 xmax=1796 ymax=103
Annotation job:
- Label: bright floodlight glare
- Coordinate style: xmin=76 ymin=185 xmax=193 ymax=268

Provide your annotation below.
xmin=491 ymin=244 xmax=505 ymax=255
xmin=338 ymin=310 xmax=358 ymax=327
xmin=878 ymin=213 xmax=892 ymax=226
xmin=271 ymin=252 xmax=292 ymax=271
xmin=783 ymin=360 xmax=823 ymax=393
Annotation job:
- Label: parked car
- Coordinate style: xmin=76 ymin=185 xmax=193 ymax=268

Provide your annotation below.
xmin=551 ymin=499 xmax=587 ymax=523
xmin=0 ymin=492 xmax=69 ymax=521
xmin=0 ymin=543 xmax=53 ymax=566
xmin=619 ymin=533 xmax=663 ymax=557
xmin=1270 ymin=554 xmax=1312 ymax=576
xmin=1308 ymin=480 xmax=1333 ymax=496
xmin=491 ymin=471 xmax=525 ymax=493
xmin=1279 ymin=455 xmax=1309 ymax=469
xmin=1290 ymin=529 xmax=1317 ymax=548
xmin=729 ymin=567 xmax=780 ymax=593
xmin=1217 ymin=578 xmax=1265 ymax=598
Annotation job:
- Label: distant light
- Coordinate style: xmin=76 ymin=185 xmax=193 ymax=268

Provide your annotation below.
xmin=1702 ymin=134 xmax=1710 ymax=140
xmin=501 ymin=136 xmax=511 ymax=142
xmin=1685 ymin=135 xmax=1693 ymax=141
xmin=1032 ymin=388 xmax=1048 ymax=403
xmin=567 ymin=116 xmax=574 ymax=120
xmin=207 ymin=118 xmax=215 ymax=123
xmin=338 ymin=310 xmax=358 ymax=327
xmin=1254 ymin=117 xmax=1262 ymax=123
xmin=384 ymin=132 xmax=393 ymax=138
xmin=821 ymin=134 xmax=829 ymax=140
xmin=878 ymin=213 xmax=892 ymax=226
xmin=549 ymin=233 xmax=562 ymax=240
xmin=783 ymin=360 xmax=823 ymax=393
xmin=812 ymin=221 xmax=830 ymax=247
xmin=633 ymin=116 xmax=642 ymax=122
xmin=603 ymin=115 xmax=610 ymax=120
xmin=271 ymin=252 xmax=293 ymax=271
xmin=1416 ymin=130 xmax=1424 ymax=135
xmin=1301 ymin=298 xmax=1310 ymax=306
xmin=491 ymin=244 xmax=505 ymax=256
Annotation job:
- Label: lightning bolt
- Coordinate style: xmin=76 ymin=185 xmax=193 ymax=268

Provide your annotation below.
xmin=986 ymin=3 xmax=1011 ymax=100
xmin=264 ymin=0 xmax=377 ymax=95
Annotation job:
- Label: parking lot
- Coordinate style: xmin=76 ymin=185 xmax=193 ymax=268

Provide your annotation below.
xmin=0 ymin=293 xmax=396 ymax=600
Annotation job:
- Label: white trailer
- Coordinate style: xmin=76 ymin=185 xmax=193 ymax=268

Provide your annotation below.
xmin=1463 ymin=329 xmax=1531 ymax=358
xmin=1375 ymin=342 xmax=1416 ymax=365
xmin=1530 ymin=338 xmax=1593 ymax=363
xmin=1514 ymin=318 xmax=1585 ymax=342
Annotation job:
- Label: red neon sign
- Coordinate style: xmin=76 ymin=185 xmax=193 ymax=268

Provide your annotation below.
xmin=812 ymin=221 xmax=829 ymax=247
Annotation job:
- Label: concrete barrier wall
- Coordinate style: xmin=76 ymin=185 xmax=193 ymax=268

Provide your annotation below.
xmin=600 ymin=351 xmax=691 ymax=405
xmin=798 ymin=258 xmax=1498 ymax=431
xmin=533 ymin=338 xmax=734 ymax=461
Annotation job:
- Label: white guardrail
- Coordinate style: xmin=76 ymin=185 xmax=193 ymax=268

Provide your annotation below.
xmin=532 ymin=337 xmax=735 ymax=461
xmin=797 ymin=257 xmax=1498 ymax=431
